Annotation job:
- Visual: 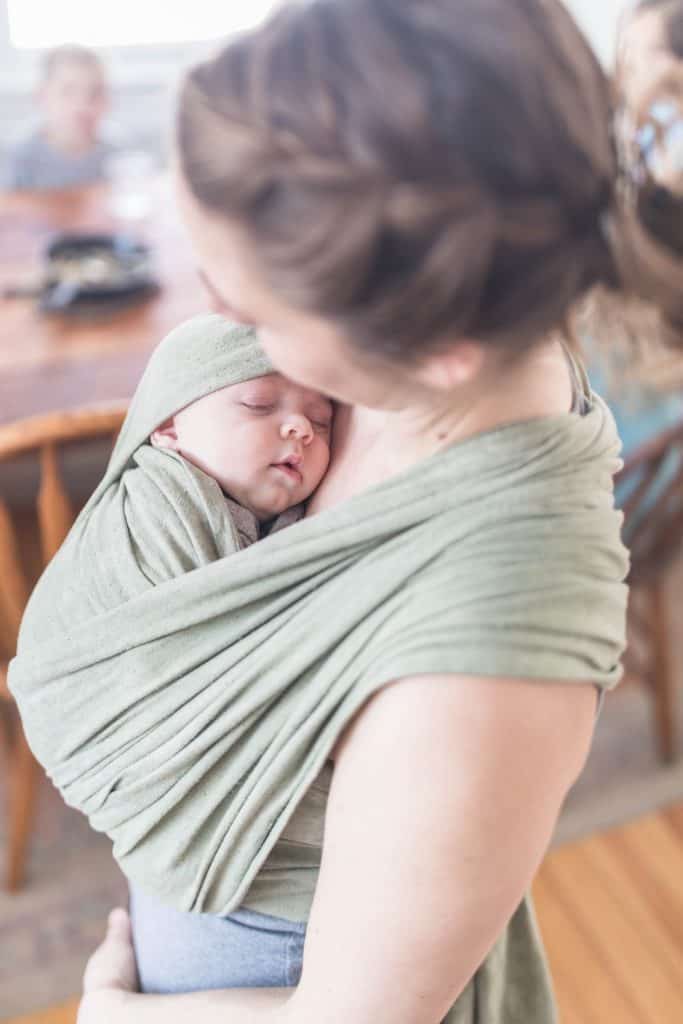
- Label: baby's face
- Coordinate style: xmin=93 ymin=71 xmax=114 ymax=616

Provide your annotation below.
xmin=152 ymin=374 xmax=333 ymax=520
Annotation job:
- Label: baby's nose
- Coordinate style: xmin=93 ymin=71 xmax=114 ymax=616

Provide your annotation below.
xmin=280 ymin=416 xmax=313 ymax=443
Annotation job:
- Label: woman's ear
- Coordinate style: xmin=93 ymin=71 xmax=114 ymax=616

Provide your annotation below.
xmin=415 ymin=340 xmax=487 ymax=392
xmin=150 ymin=417 xmax=179 ymax=450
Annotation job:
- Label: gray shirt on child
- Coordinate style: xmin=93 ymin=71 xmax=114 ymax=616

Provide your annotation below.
xmin=3 ymin=131 xmax=114 ymax=191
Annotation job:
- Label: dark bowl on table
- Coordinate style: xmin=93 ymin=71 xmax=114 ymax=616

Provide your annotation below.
xmin=40 ymin=232 xmax=160 ymax=317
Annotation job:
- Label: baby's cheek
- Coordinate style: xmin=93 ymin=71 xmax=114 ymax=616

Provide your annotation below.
xmin=227 ymin=441 xmax=262 ymax=476
xmin=315 ymin=446 xmax=332 ymax=484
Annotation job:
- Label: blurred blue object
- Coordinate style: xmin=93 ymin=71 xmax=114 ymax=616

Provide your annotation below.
xmin=586 ymin=354 xmax=683 ymax=542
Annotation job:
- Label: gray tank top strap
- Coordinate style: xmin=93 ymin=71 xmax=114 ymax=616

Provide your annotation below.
xmin=560 ymin=339 xmax=603 ymax=721
xmin=561 ymin=341 xmax=592 ymax=416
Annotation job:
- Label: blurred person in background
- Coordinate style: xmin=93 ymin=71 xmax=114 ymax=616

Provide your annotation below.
xmin=3 ymin=43 xmax=113 ymax=191
xmin=586 ymin=0 xmax=683 ymax=453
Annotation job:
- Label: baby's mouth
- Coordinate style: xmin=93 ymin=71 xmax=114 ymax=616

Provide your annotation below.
xmin=272 ymin=455 xmax=303 ymax=484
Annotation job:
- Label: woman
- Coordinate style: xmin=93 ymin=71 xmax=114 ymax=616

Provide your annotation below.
xmin=19 ymin=1 xmax=682 ymax=1022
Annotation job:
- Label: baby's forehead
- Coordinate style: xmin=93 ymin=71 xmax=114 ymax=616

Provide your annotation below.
xmin=233 ymin=374 xmax=332 ymax=406
xmin=231 ymin=373 xmax=280 ymax=392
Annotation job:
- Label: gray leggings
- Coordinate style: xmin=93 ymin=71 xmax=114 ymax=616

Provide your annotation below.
xmin=129 ymin=883 xmax=307 ymax=994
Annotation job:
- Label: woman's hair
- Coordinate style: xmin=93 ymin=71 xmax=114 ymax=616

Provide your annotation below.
xmin=638 ymin=180 xmax=683 ymax=261
xmin=177 ymin=0 xmax=683 ymax=361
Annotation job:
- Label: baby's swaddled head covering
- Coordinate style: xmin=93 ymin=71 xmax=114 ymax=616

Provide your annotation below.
xmin=99 ymin=312 xmax=275 ymax=499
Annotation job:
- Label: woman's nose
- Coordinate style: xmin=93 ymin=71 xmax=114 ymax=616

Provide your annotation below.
xmin=280 ymin=417 xmax=313 ymax=444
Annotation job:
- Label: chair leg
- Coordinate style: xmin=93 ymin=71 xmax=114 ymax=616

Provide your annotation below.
xmin=649 ymin=580 xmax=680 ymax=763
xmin=5 ymin=724 xmax=41 ymax=890
xmin=0 ymin=699 xmax=13 ymax=750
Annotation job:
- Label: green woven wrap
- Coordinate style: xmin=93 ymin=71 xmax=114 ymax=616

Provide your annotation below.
xmin=9 ymin=329 xmax=629 ymax=933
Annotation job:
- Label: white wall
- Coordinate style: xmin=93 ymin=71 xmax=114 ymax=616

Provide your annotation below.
xmin=0 ymin=1 xmax=634 ymax=167
xmin=0 ymin=0 xmax=218 ymax=161
xmin=564 ymin=0 xmax=631 ymax=66
xmin=0 ymin=1 xmax=633 ymax=92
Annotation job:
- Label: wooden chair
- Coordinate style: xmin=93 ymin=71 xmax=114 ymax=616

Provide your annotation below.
xmin=0 ymin=403 xmax=127 ymax=889
xmin=616 ymin=418 xmax=683 ymax=762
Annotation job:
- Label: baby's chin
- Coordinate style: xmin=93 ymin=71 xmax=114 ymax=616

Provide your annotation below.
xmin=219 ymin=471 xmax=321 ymax=522
xmin=234 ymin=489 xmax=306 ymax=523
xmin=254 ymin=492 xmax=311 ymax=522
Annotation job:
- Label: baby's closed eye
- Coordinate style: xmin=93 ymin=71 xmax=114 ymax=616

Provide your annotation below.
xmin=240 ymin=402 xmax=276 ymax=414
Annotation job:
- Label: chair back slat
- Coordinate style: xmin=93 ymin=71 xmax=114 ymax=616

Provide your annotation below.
xmin=37 ymin=443 xmax=75 ymax=563
xmin=0 ymin=498 xmax=30 ymax=654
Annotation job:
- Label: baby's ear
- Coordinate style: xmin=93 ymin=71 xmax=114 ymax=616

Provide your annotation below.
xmin=150 ymin=418 xmax=179 ymax=451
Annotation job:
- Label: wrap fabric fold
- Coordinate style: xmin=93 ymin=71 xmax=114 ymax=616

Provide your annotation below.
xmin=9 ymin=323 xmax=629 ymax=929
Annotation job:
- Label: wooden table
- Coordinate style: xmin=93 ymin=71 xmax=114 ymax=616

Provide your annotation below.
xmin=0 ymin=176 xmax=206 ymax=428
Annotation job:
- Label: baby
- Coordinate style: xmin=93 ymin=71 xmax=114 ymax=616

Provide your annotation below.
xmin=149 ymin=366 xmax=333 ymax=529
xmin=117 ymin=314 xmax=335 ymax=592
xmin=4 ymin=44 xmax=113 ymax=191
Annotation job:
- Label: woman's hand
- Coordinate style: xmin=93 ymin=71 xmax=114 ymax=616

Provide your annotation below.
xmin=83 ymin=907 xmax=139 ymax=994
xmin=77 ymin=908 xmax=139 ymax=1024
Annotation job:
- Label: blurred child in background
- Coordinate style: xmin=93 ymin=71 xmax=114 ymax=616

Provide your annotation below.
xmin=4 ymin=44 xmax=113 ymax=191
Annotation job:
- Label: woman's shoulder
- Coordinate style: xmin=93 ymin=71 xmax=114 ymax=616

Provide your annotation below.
xmin=331 ymin=670 xmax=599 ymax=766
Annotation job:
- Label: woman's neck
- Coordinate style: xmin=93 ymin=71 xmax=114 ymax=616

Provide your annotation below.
xmin=352 ymin=338 xmax=572 ymax=462
xmin=309 ymin=337 xmax=574 ymax=512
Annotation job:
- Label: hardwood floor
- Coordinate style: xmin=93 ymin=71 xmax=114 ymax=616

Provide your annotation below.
xmin=6 ymin=1003 xmax=78 ymax=1024
xmin=6 ymin=804 xmax=683 ymax=1024
xmin=533 ymin=802 xmax=683 ymax=1024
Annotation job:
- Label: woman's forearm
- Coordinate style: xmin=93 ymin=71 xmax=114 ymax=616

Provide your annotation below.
xmin=81 ymin=986 xmax=297 ymax=1024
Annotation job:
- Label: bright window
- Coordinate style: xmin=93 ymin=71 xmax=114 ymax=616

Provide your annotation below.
xmin=7 ymin=0 xmax=280 ymax=49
